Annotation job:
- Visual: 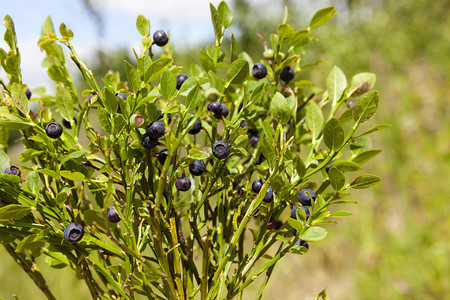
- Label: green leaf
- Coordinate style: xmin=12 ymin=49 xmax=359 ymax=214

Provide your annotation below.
xmin=260 ymin=136 xmax=276 ymax=170
xmin=329 ymin=210 xmax=354 ymax=217
xmin=350 ymin=137 xmax=372 ymax=155
xmin=45 ymin=252 xmax=70 ymax=269
xmin=16 ymin=234 xmax=44 ymax=253
xmin=286 ymin=217 xmax=303 ymax=231
xmin=0 ymin=205 xmax=31 ymax=221
xmin=230 ymin=33 xmax=238 ymax=62
xmin=270 ymin=92 xmax=291 ymax=124
xmin=327 ymin=66 xmax=347 ymax=107
xmin=276 ymin=23 xmax=295 ymax=41
xmin=10 ymin=83 xmax=29 ymax=115
xmin=26 ymin=171 xmax=39 ymax=193
xmin=328 ymin=167 xmax=345 ymax=191
xmin=300 ymin=226 xmax=328 ymax=242
xmin=261 ymin=120 xmax=274 ymax=144
xmin=249 ymin=82 xmax=265 ymax=104
xmin=351 ymin=149 xmax=382 ymax=165
xmin=47 ymin=64 xmax=67 ymax=82
xmin=329 ymin=160 xmax=361 ymax=172
xmin=353 ymin=91 xmax=379 ymax=125
xmin=188 ymin=149 xmax=210 ymax=160
xmin=346 ymin=72 xmax=376 ymax=98
xmin=338 ymin=108 xmax=354 ymax=124
xmin=185 ymin=84 xmax=202 ymax=110
xmin=0 ymin=107 xmax=33 ymax=129
xmin=101 ymin=87 xmax=118 ymax=113
xmin=136 ymin=15 xmax=150 ymax=36
xmin=3 ymin=15 xmax=18 ymax=51
xmin=98 ymin=107 xmax=111 ymax=134
xmin=0 ymin=149 xmax=11 ymax=173
xmin=350 ymin=174 xmax=381 ymax=189
xmin=218 ymin=1 xmax=233 ymax=28
xmin=37 ymin=169 xmax=58 ymax=178
xmin=41 ymin=16 xmax=54 ymax=35
xmin=305 ymin=101 xmax=324 ymax=141
xmin=56 ymin=192 xmax=68 ymax=206
xmin=60 ymin=170 xmax=85 ymax=181
xmin=84 ymin=210 xmax=106 ymax=230
xmin=353 ymin=124 xmax=391 ymax=139
xmin=198 ymin=50 xmax=216 ymax=73
xmin=210 ymin=3 xmax=224 ymax=42
xmin=323 ymin=118 xmax=344 ymax=150
xmin=309 ymin=7 xmax=337 ymax=28
xmin=294 ymin=156 xmax=306 ymax=178
xmin=55 ymin=86 xmax=74 ymax=122
xmin=290 ymin=29 xmax=311 ymax=48
xmin=125 ymin=61 xmax=140 ymax=93
xmin=144 ymin=58 xmax=173 ymax=83
xmin=60 ymin=150 xmax=88 ymax=165
xmin=160 ymin=70 xmax=177 ymax=100
xmin=226 ymin=59 xmax=249 ymax=85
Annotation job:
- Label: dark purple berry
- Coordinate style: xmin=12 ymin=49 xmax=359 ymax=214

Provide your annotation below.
xmin=153 ymin=30 xmax=169 ymax=46
xmin=189 ymin=160 xmax=206 ymax=176
xmin=157 ymin=109 xmax=172 ymax=124
xmin=252 ymin=63 xmax=267 ymax=79
xmin=189 ymin=118 xmax=202 ymax=135
xmin=25 ymin=88 xmax=31 ymax=100
xmin=142 ymin=133 xmax=158 ymax=149
xmin=116 ymin=93 xmax=127 ymax=100
xmin=291 ymin=205 xmax=310 ymax=220
xmin=249 ymin=135 xmax=259 ymax=147
xmin=158 ymin=149 xmax=168 ymax=165
xmin=294 ymin=239 xmax=309 ymax=249
xmin=147 ymin=121 xmax=165 ymax=139
xmin=240 ymin=120 xmax=248 ymax=128
xmin=252 ymin=179 xmax=263 ymax=193
xmin=346 ymin=100 xmax=355 ymax=109
xmin=212 ymin=141 xmax=230 ymax=159
xmin=107 ymin=207 xmax=121 ymax=223
xmin=298 ymin=189 xmax=316 ymax=206
xmin=64 ymin=223 xmax=84 ymax=243
xmin=219 ymin=103 xmax=229 ymax=119
xmin=62 ymin=117 xmax=77 ymax=129
xmin=176 ymin=73 xmax=189 ymax=89
xmin=255 ymin=154 xmax=265 ymax=165
xmin=207 ymin=101 xmax=222 ymax=115
xmin=45 ymin=122 xmax=63 ymax=139
xmin=280 ymin=66 xmax=295 ymax=83
xmin=4 ymin=166 xmax=21 ymax=176
xmin=175 ymin=176 xmax=191 ymax=191
xmin=275 ymin=220 xmax=283 ymax=230
xmin=263 ymin=186 xmax=273 ymax=203
xmin=264 ymin=217 xmax=277 ymax=230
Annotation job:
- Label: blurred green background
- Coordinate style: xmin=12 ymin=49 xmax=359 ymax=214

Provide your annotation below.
xmin=1 ymin=0 xmax=449 ymax=299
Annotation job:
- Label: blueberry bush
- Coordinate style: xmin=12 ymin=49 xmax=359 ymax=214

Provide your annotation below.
xmin=0 ymin=2 xmax=387 ymax=299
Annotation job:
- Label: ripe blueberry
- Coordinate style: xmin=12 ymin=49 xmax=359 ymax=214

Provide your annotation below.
xmin=64 ymin=223 xmax=84 ymax=243
xmin=207 ymin=101 xmax=222 ymax=115
xmin=240 ymin=120 xmax=248 ymax=128
xmin=158 ymin=149 xmax=168 ymax=165
xmin=142 ymin=133 xmax=158 ymax=149
xmin=252 ymin=179 xmax=263 ymax=193
xmin=153 ymin=30 xmax=169 ymax=46
xmin=291 ymin=205 xmax=310 ymax=220
xmin=252 ymin=63 xmax=268 ymax=79
xmin=189 ymin=118 xmax=202 ymax=135
xmin=219 ymin=103 xmax=229 ymax=119
xmin=116 ymin=93 xmax=127 ymax=100
xmin=147 ymin=121 xmax=165 ymax=139
xmin=255 ymin=154 xmax=265 ymax=165
xmin=45 ymin=122 xmax=63 ymax=139
xmin=189 ymin=160 xmax=206 ymax=176
xmin=249 ymin=135 xmax=259 ymax=147
xmin=62 ymin=117 xmax=77 ymax=129
xmin=176 ymin=73 xmax=189 ymax=89
xmin=25 ymin=88 xmax=32 ymax=100
xmin=280 ymin=66 xmax=295 ymax=83
xmin=275 ymin=220 xmax=283 ymax=230
xmin=298 ymin=188 xmax=316 ymax=206
xmin=157 ymin=109 xmax=172 ymax=124
xmin=4 ymin=166 xmax=21 ymax=176
xmin=107 ymin=207 xmax=121 ymax=223
xmin=263 ymin=186 xmax=274 ymax=203
xmin=264 ymin=217 xmax=277 ymax=230
xmin=212 ymin=141 xmax=230 ymax=159
xmin=294 ymin=239 xmax=309 ymax=249
xmin=175 ymin=176 xmax=191 ymax=191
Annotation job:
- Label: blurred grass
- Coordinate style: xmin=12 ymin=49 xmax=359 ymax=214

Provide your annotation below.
xmin=1 ymin=0 xmax=449 ymax=299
